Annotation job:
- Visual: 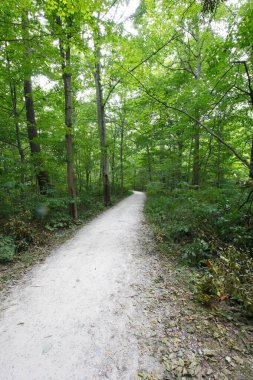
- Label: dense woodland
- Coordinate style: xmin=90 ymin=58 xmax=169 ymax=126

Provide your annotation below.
xmin=0 ymin=0 xmax=253 ymax=315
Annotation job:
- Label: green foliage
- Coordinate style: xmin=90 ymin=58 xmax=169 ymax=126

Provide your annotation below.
xmin=34 ymin=196 xmax=72 ymax=231
xmin=45 ymin=213 xmax=72 ymax=231
xmin=4 ymin=214 xmax=34 ymax=251
xmin=145 ymin=186 xmax=253 ymax=315
xmin=146 ymin=185 xmax=253 ymax=255
xmin=182 ymin=238 xmax=213 ymax=266
xmin=0 ymin=236 xmax=16 ymax=262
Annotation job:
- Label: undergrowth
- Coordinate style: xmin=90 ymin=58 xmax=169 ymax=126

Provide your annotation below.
xmin=0 ymin=189 xmax=130 ymax=265
xmin=145 ymin=183 xmax=253 ymax=317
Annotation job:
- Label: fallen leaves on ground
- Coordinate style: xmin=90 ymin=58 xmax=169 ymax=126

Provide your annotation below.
xmin=135 ymin=224 xmax=253 ymax=380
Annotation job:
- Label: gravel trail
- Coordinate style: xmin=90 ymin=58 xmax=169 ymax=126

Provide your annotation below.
xmin=0 ymin=191 xmax=162 ymax=380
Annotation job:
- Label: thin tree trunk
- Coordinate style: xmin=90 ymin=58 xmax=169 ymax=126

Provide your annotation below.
xmin=120 ymin=121 xmax=124 ymax=193
xmin=10 ymin=83 xmax=25 ymax=164
xmin=250 ymin=134 xmax=253 ymax=179
xmin=57 ymin=16 xmax=77 ymax=219
xmin=187 ymin=139 xmax=193 ymax=183
xmin=86 ymin=170 xmax=90 ymax=190
xmin=177 ymin=134 xmax=183 ymax=183
xmin=11 ymin=83 xmax=25 ymax=184
xmin=5 ymin=49 xmax=25 ymax=167
xmin=217 ymin=139 xmax=222 ymax=187
xmin=192 ymin=124 xmax=200 ymax=187
xmin=93 ymin=42 xmax=111 ymax=206
xmin=22 ymin=11 xmax=49 ymax=195
xmin=248 ymin=90 xmax=253 ymax=179
xmin=192 ymin=60 xmax=201 ymax=188
xmin=146 ymin=145 xmax=152 ymax=182
xmin=64 ymin=67 xmax=78 ymax=218
xmin=111 ymin=126 xmax=117 ymax=193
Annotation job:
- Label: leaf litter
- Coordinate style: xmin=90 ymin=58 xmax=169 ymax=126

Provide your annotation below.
xmin=134 ymin=221 xmax=253 ymax=380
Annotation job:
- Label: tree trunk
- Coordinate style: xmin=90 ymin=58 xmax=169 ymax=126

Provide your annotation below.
xmin=177 ymin=134 xmax=183 ymax=183
xmin=64 ymin=69 xmax=78 ymax=219
xmin=120 ymin=122 xmax=124 ymax=193
xmin=146 ymin=145 xmax=152 ymax=182
xmin=93 ymin=44 xmax=111 ymax=206
xmin=22 ymin=11 xmax=49 ymax=195
xmin=217 ymin=139 xmax=222 ymax=187
xmin=249 ymin=134 xmax=253 ymax=179
xmin=192 ymin=124 xmax=200 ymax=187
xmin=5 ymin=49 xmax=25 ymax=167
xmin=10 ymin=82 xmax=25 ymax=184
xmin=249 ymin=95 xmax=253 ymax=179
xmin=111 ymin=126 xmax=117 ymax=193
xmin=192 ymin=60 xmax=201 ymax=188
xmin=86 ymin=169 xmax=90 ymax=190
xmin=10 ymin=83 xmax=25 ymax=164
xmin=57 ymin=16 xmax=77 ymax=219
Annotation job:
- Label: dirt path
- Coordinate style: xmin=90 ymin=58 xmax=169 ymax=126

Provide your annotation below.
xmin=1 ymin=191 xmax=252 ymax=380
xmin=0 ymin=192 xmax=163 ymax=380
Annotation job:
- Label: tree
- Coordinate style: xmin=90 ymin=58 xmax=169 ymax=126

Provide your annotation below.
xmin=93 ymin=19 xmax=111 ymax=206
xmin=56 ymin=15 xmax=78 ymax=218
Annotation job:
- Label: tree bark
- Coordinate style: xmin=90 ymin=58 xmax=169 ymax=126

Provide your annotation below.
xmin=146 ymin=145 xmax=152 ymax=182
xmin=5 ymin=49 xmax=25 ymax=167
xmin=192 ymin=124 xmax=200 ymax=187
xmin=64 ymin=68 xmax=78 ymax=219
xmin=120 ymin=121 xmax=124 ymax=193
xmin=250 ymin=134 xmax=253 ymax=179
xmin=192 ymin=60 xmax=201 ymax=188
xmin=177 ymin=137 xmax=183 ymax=183
xmin=22 ymin=11 xmax=49 ymax=195
xmin=93 ymin=42 xmax=111 ymax=206
xmin=111 ymin=125 xmax=117 ymax=193
xmin=10 ymin=83 xmax=25 ymax=164
xmin=57 ymin=16 xmax=78 ymax=219
xmin=217 ymin=139 xmax=222 ymax=187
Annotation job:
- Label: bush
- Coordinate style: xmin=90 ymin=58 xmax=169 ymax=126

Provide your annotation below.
xmin=146 ymin=182 xmax=167 ymax=196
xmin=45 ymin=213 xmax=72 ymax=231
xmin=196 ymin=247 xmax=253 ymax=316
xmin=0 ymin=236 xmax=16 ymax=262
xmin=182 ymin=238 xmax=213 ymax=266
xmin=145 ymin=186 xmax=253 ymax=315
xmin=4 ymin=215 xmax=34 ymax=251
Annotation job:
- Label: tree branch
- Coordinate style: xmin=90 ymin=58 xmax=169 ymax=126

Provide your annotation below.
xmin=117 ymin=63 xmax=252 ymax=174
xmin=103 ymin=35 xmax=178 ymax=106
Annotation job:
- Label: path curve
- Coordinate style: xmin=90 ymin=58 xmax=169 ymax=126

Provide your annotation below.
xmin=0 ymin=191 xmax=161 ymax=380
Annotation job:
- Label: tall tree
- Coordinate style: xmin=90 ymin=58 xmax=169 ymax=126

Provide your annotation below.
xmin=93 ymin=26 xmax=111 ymax=206
xmin=56 ymin=15 xmax=78 ymax=219
xmin=22 ymin=10 xmax=50 ymax=194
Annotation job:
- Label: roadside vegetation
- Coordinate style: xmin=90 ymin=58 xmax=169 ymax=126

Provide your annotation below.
xmin=145 ymin=183 xmax=253 ymax=317
xmin=0 ymin=190 xmax=130 ymax=263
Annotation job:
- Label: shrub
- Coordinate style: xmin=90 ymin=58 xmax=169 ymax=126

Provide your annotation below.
xmin=45 ymin=213 xmax=72 ymax=231
xmin=145 ymin=186 xmax=253 ymax=315
xmin=0 ymin=236 xmax=16 ymax=262
xmin=195 ymin=247 xmax=253 ymax=316
xmin=182 ymin=238 xmax=213 ymax=266
xmin=4 ymin=216 xmax=34 ymax=251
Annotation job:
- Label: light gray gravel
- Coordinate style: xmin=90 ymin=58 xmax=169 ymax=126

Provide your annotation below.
xmin=0 ymin=191 xmax=162 ymax=380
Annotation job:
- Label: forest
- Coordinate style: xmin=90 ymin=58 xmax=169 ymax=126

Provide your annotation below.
xmin=0 ymin=0 xmax=253 ymax=318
